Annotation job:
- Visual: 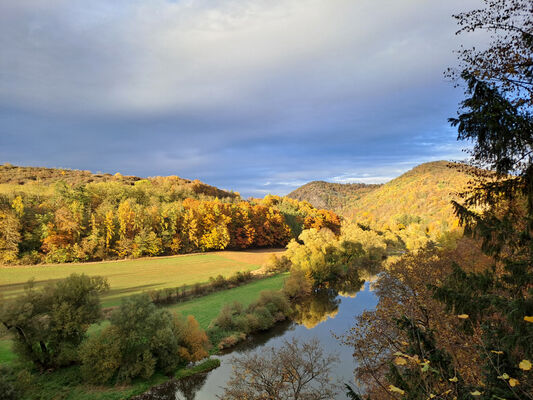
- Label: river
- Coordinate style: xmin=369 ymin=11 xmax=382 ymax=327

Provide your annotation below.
xmin=137 ymin=276 xmax=378 ymax=400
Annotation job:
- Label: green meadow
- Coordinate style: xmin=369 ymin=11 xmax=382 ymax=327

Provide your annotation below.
xmin=0 ymin=250 xmax=287 ymax=365
xmin=0 ymin=249 xmax=284 ymax=307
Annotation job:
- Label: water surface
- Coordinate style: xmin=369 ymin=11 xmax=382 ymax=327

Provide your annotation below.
xmin=138 ymin=278 xmax=378 ymax=400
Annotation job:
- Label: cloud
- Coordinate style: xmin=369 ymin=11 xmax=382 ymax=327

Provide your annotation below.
xmin=0 ymin=0 xmax=480 ymax=196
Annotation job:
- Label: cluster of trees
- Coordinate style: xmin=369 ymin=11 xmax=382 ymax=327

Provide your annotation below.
xmin=288 ymin=181 xmax=381 ymax=211
xmin=285 ymin=223 xmax=392 ymax=287
xmin=290 ymin=161 xmax=473 ymax=252
xmin=0 ymin=174 xmax=340 ymax=264
xmin=0 ymin=164 xmax=236 ymax=198
xmin=0 ymin=274 xmax=211 ymax=395
xmin=80 ymin=295 xmax=209 ymax=384
xmin=208 ymin=223 xmax=386 ymax=350
xmin=346 ymin=161 xmax=472 ymax=251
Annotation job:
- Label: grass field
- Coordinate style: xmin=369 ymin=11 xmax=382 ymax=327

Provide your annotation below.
xmin=167 ymin=273 xmax=288 ymax=329
xmin=0 ymin=339 xmax=15 ymax=364
xmin=0 ymin=249 xmax=284 ymax=307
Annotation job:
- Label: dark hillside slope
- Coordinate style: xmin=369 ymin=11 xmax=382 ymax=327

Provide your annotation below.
xmin=287 ymin=181 xmax=380 ymax=212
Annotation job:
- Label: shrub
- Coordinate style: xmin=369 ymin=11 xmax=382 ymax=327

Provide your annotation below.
xmin=174 ymin=315 xmax=210 ymax=362
xmin=193 ymin=283 xmax=203 ymax=295
xmin=210 ymin=274 xmax=228 ymax=289
xmin=218 ymin=333 xmax=246 ymax=350
xmin=148 ymin=290 xmax=161 ymax=304
xmin=211 ymin=302 xmax=244 ymax=331
xmin=0 ymin=366 xmax=23 ymax=400
xmin=282 ymin=268 xmax=313 ymax=299
xmin=264 ymin=254 xmax=291 ymax=273
xmin=251 ymin=306 xmax=275 ymax=330
xmin=253 ymin=290 xmax=292 ymax=317
xmin=163 ymin=288 xmax=174 ymax=303
xmin=79 ymin=326 xmax=122 ymax=384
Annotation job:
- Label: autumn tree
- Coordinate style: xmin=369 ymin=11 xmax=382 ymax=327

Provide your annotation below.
xmin=80 ymin=294 xmax=210 ymax=384
xmin=220 ymin=338 xmax=340 ymax=400
xmin=0 ymin=274 xmax=109 ymax=369
xmin=355 ymin=1 xmax=533 ymax=399
xmin=0 ymin=200 xmax=21 ymax=263
xmin=342 ymin=240 xmax=493 ymax=399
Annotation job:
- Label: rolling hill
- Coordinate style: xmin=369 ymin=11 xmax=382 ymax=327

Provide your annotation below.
xmin=288 ymin=181 xmax=381 ymax=212
xmin=289 ymin=161 xmax=476 ymax=235
xmin=0 ymin=163 xmax=238 ymax=200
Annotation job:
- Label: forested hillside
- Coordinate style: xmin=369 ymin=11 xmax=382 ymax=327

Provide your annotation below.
xmin=347 ymin=161 xmax=473 ymax=231
xmin=0 ymin=164 xmax=340 ymax=265
xmin=288 ymin=181 xmax=380 ymax=212
xmin=290 ymin=161 xmax=477 ymax=249
xmin=0 ymin=164 xmax=237 ymax=199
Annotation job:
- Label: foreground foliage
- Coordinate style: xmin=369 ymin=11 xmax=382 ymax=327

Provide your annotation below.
xmin=80 ymin=294 xmax=209 ymax=384
xmin=221 ymin=338 xmax=340 ymax=400
xmin=0 ymin=274 xmax=109 ymax=369
xmin=345 ymin=1 xmax=533 ymax=398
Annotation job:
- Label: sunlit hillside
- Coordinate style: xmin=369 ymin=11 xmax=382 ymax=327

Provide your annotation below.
xmin=0 ymin=164 xmax=238 ymax=200
xmin=290 ymin=161 xmax=477 ymax=245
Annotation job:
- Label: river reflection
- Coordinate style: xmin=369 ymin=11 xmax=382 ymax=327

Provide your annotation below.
xmin=138 ymin=276 xmax=378 ymax=400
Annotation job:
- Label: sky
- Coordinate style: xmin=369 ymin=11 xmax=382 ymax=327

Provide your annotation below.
xmin=0 ymin=0 xmax=483 ymax=197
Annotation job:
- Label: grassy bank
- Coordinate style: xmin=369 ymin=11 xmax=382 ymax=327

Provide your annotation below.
xmin=0 ymin=249 xmax=284 ymax=307
xmin=167 ymin=273 xmax=288 ymax=329
xmin=18 ymin=358 xmax=221 ymax=400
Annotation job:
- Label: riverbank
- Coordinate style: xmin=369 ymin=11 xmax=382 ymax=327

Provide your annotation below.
xmin=0 ymin=273 xmax=288 ymax=364
xmin=15 ymin=358 xmax=221 ymax=400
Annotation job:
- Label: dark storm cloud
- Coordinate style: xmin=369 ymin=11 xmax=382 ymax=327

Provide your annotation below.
xmin=0 ymin=0 xmax=481 ymax=197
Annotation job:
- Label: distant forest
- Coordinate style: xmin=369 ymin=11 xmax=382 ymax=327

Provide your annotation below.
xmin=0 ymin=164 xmax=340 ymax=264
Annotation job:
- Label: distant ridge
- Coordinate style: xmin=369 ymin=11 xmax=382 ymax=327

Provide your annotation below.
xmin=288 ymin=161 xmax=476 ymax=234
xmin=0 ymin=164 xmax=238 ymax=199
xmin=288 ymin=181 xmax=380 ymax=211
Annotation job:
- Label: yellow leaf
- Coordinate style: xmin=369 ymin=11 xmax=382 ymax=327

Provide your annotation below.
xmin=519 ymin=359 xmax=532 ymax=371
xmin=524 ymin=316 xmax=533 ymax=323
xmin=389 ymin=385 xmax=405 ymax=395
xmin=394 ymin=357 xmax=407 ymax=366
xmin=449 ymin=376 xmax=459 ymax=382
xmin=509 ymin=378 xmax=519 ymax=387
xmin=457 ymin=314 xmax=469 ymax=319
xmin=490 ymin=350 xmax=504 ymax=355
xmin=470 ymin=390 xmax=482 ymax=396
xmin=497 ymin=373 xmax=509 ymax=380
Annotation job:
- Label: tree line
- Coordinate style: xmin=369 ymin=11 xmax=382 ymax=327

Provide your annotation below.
xmin=0 ymin=177 xmax=340 ymax=264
